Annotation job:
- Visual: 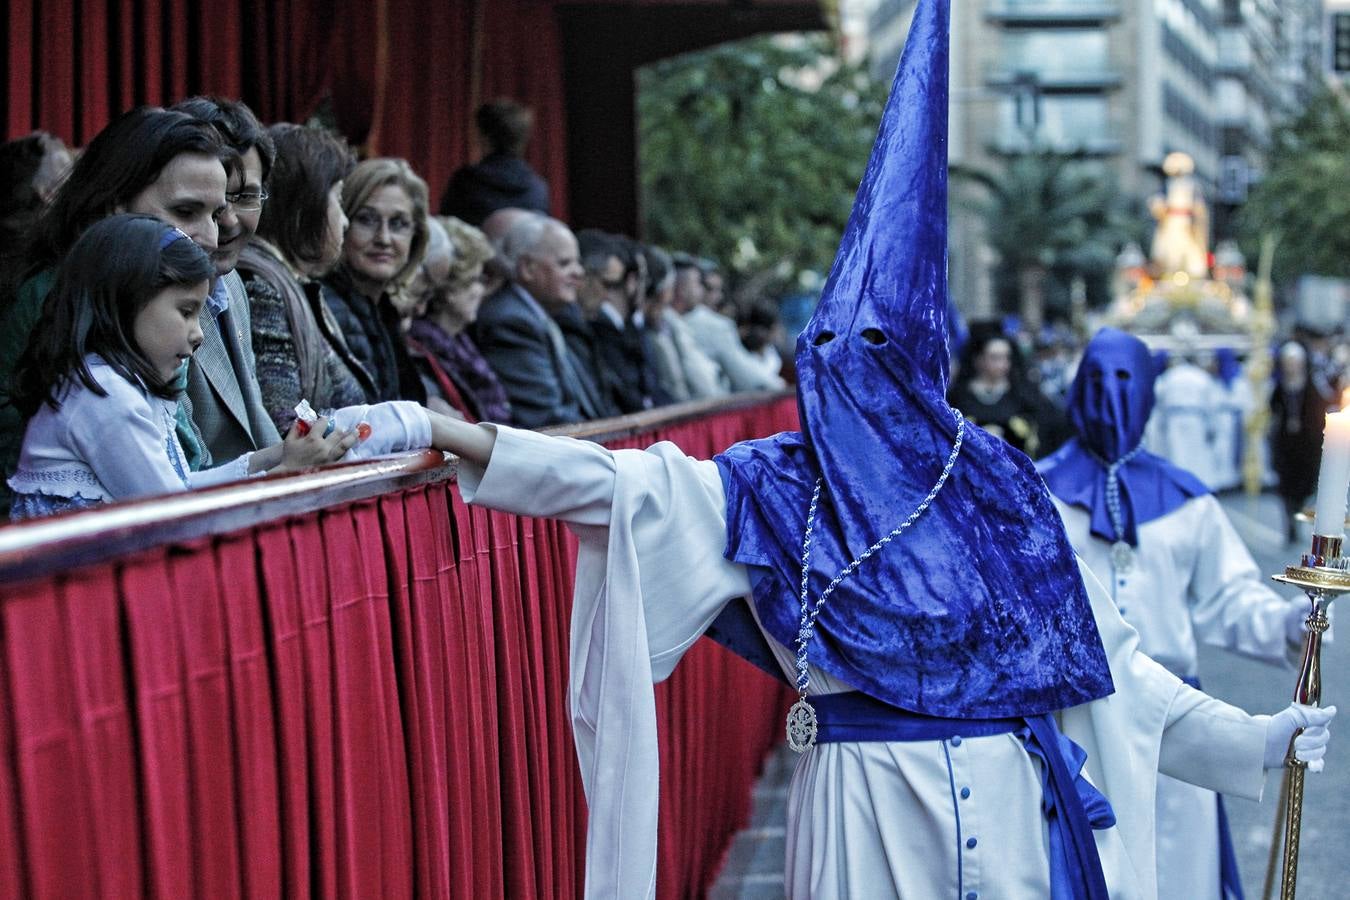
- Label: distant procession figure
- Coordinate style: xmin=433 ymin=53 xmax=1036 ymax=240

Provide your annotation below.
xmin=413 ymin=3 xmax=1333 ymax=896
xmin=1038 ymin=328 xmax=1310 ymax=900
xmin=1270 ymin=341 xmax=1335 ymax=544
xmin=1208 ymin=348 xmax=1251 ymax=492
xmin=1151 ymin=355 xmax=1222 ymax=487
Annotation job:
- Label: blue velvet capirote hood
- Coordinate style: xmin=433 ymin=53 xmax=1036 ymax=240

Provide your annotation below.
xmin=712 ymin=0 xmax=1113 ymax=718
xmin=1038 ymin=328 xmax=1209 ymax=545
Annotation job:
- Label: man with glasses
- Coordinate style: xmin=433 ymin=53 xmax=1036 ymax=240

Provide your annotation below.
xmin=577 ymin=230 xmax=667 ymax=413
xmin=172 ymin=97 xmax=284 ymax=462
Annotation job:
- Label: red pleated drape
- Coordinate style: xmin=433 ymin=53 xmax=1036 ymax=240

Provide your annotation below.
xmin=4 ymin=0 xmax=570 ymax=222
xmin=0 ymin=397 xmax=799 ymax=899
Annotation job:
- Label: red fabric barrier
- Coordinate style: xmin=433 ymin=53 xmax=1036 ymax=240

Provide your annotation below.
xmin=0 ymin=398 xmax=798 ymax=898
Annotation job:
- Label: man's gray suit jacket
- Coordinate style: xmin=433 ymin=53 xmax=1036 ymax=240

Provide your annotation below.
xmin=185 ymin=269 xmax=282 ymax=464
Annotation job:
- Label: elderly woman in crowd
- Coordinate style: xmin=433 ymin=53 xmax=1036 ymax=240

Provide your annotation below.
xmin=322 ymin=157 xmax=429 ymax=403
xmin=403 ymin=216 xmax=511 ymax=423
xmin=239 ymin=123 xmax=368 ymax=432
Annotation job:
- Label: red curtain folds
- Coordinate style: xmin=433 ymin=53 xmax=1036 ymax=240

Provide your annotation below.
xmin=0 ymin=397 xmax=798 ymax=899
xmin=5 ymin=0 xmax=569 ymax=222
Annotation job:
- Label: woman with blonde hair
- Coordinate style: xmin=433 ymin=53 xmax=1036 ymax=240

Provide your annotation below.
xmin=404 ymin=215 xmax=511 ymax=423
xmin=322 ymin=157 xmax=429 ymax=403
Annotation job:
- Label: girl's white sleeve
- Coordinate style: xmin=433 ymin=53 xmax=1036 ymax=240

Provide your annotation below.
xmin=64 ymin=381 xmax=190 ymax=500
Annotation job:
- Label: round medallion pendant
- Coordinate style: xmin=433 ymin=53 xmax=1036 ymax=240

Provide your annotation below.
xmin=1111 ymin=540 xmax=1134 ymax=574
xmin=786 ymin=697 xmax=819 ymax=753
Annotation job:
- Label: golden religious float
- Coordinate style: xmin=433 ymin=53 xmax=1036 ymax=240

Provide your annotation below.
xmin=1108 ymin=152 xmax=1265 ymax=354
xmin=1108 ymin=152 xmax=1277 ymax=498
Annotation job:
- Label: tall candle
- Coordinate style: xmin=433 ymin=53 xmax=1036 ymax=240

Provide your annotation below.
xmin=1312 ymin=408 xmax=1350 ymax=536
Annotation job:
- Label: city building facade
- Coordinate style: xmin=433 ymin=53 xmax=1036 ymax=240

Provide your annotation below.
xmin=863 ymin=0 xmax=1326 ymax=320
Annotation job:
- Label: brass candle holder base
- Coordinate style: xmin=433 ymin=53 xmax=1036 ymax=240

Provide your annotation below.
xmin=1264 ymin=535 xmax=1349 ymax=900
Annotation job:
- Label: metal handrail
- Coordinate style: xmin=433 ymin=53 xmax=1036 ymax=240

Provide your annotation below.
xmin=0 ymin=391 xmax=792 ymax=584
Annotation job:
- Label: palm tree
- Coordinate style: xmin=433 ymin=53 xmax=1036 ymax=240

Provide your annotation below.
xmin=954 ymin=151 xmax=1133 ymax=330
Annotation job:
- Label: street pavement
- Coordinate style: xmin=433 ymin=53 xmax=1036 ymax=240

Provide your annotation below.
xmin=712 ymin=491 xmax=1349 ymax=899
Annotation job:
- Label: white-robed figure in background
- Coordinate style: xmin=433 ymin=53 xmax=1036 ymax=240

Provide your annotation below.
xmin=1151 ymin=354 xmax=1223 ymax=485
xmin=1038 ymin=329 xmax=1311 ymax=899
xmin=1209 ymin=348 xmax=1253 ymax=492
xmin=429 ymin=4 xmax=1333 ymax=897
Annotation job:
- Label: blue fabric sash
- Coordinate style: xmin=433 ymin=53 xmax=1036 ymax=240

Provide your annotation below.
xmin=810 ymin=691 xmax=1113 ymax=900
xmin=1181 ymin=677 xmax=1244 ymax=900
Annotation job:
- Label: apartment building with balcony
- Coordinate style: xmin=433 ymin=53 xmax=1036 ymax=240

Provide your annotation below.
xmin=866 ymin=0 xmax=1319 ymax=319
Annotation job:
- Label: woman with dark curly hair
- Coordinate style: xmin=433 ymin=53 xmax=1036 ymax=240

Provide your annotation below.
xmin=238 ymin=123 xmax=369 ymax=432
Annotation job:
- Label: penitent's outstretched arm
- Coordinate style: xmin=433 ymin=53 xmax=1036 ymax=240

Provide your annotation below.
xmin=427 ymin=411 xmax=498 ymax=468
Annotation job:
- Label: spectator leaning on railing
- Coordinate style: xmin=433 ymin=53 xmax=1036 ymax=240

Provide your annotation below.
xmin=322 ymin=157 xmax=430 ymax=404
xmin=403 ymin=215 xmax=513 ymax=423
xmin=0 ymin=107 xmax=238 ymax=514
xmin=473 ymin=214 xmax=606 ymax=427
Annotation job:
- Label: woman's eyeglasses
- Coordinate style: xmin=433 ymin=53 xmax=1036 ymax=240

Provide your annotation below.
xmin=350 ymin=209 xmax=415 ymax=237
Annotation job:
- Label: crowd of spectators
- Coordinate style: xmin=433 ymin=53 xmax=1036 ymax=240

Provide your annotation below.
xmin=0 ymin=97 xmax=790 ymax=517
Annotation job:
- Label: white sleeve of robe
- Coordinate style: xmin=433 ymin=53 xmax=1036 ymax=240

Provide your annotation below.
xmin=1062 ymin=557 xmax=1267 ymax=900
xmin=1053 ymin=495 xmax=1301 ymax=677
xmin=458 ymin=425 xmax=749 ymax=899
xmin=460 ymin=424 xmax=1268 ymax=900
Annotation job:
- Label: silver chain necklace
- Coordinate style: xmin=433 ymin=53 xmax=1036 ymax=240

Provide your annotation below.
xmin=786 ymin=411 xmax=966 ymax=752
xmin=1086 ymin=443 xmax=1144 ymax=574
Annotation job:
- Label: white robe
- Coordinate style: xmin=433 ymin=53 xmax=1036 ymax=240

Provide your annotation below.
xmin=1052 ymin=495 xmax=1299 ymax=899
xmin=459 ymin=425 xmax=1268 ymax=899
xmin=1150 ymin=365 xmax=1222 ymax=485
xmin=1210 ymin=376 xmax=1253 ymax=492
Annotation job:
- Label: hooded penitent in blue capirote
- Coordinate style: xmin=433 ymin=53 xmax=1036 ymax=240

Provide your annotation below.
xmin=711 ymin=0 xmax=1114 ymax=720
xmin=1037 ymin=328 xmax=1209 ymax=546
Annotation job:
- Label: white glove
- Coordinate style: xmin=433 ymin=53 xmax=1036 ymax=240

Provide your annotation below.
xmin=332 ymin=401 xmax=434 ymax=461
xmin=1263 ymin=703 xmax=1336 ymax=772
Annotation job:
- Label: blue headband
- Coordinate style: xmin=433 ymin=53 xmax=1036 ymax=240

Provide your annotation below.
xmin=159 ymin=226 xmax=190 ymax=250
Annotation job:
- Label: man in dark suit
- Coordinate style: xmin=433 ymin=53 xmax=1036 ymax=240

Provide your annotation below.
xmin=474 ymin=215 xmax=606 ymax=427
xmin=577 ymin=230 xmax=667 ymax=413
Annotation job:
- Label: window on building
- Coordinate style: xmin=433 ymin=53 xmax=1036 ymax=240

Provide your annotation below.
xmin=1001 ymin=29 xmax=1111 ymax=80
xmin=998 ymin=95 xmax=1113 ymax=152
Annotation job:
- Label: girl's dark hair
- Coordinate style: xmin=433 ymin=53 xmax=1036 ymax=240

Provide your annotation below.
xmin=9 ymin=214 xmax=216 ymax=417
xmin=20 ymin=108 xmax=232 ymax=282
xmin=255 ymin=123 xmax=356 ymax=270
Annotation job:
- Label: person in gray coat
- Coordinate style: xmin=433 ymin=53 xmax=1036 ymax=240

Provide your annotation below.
xmin=173 ymin=97 xmax=283 ymax=461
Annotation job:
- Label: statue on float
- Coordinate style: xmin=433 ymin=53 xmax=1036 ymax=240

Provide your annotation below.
xmin=1148 ymin=152 xmax=1210 ymax=279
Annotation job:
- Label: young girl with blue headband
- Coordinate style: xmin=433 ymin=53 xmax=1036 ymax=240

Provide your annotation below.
xmin=7 ymin=214 xmax=436 ymax=518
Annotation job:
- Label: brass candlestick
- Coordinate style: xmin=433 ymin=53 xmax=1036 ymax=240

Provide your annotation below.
xmin=1263 ymin=533 xmax=1350 ymax=899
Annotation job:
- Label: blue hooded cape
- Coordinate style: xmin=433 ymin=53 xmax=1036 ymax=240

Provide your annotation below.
xmin=708 ymin=0 xmax=1113 ymax=719
xmin=1037 ymin=328 xmax=1210 ymax=546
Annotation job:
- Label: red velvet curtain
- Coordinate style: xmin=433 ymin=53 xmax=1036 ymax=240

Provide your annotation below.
xmin=0 ymin=398 xmax=798 ymax=898
xmin=5 ymin=0 xmax=330 ymax=146
xmin=5 ymin=0 xmax=570 ymax=222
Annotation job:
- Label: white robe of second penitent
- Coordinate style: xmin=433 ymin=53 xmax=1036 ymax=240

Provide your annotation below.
xmin=459 ymin=425 xmax=1269 ymax=900
xmin=1210 ymin=374 xmax=1254 ymax=492
xmin=1052 ymin=493 xmax=1300 ymax=899
xmin=1150 ymin=363 xmax=1222 ymax=485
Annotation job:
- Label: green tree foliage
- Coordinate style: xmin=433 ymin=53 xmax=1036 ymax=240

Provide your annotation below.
xmin=637 ymin=35 xmax=886 ymax=283
xmin=1237 ymin=87 xmax=1350 ymax=282
xmin=954 ymin=151 xmax=1136 ymax=320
